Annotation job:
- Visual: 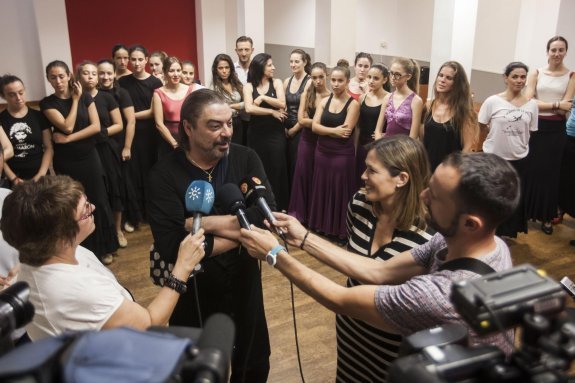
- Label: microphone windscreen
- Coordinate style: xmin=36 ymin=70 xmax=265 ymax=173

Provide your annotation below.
xmin=195 ymin=313 xmax=235 ymax=359
xmin=185 ymin=180 xmax=215 ymax=215
xmin=216 ymin=183 xmax=246 ymax=214
xmin=239 ymin=176 xmax=267 ymax=206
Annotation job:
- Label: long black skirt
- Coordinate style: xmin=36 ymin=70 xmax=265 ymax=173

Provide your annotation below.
xmin=524 ymin=119 xmax=566 ymax=222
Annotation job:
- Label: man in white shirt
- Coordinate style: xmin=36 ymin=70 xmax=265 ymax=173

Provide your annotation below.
xmin=234 ymin=36 xmax=255 ymax=145
xmin=234 ymin=36 xmax=254 ymax=85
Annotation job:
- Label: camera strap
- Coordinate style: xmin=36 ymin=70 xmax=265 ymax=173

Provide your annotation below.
xmin=438 ymin=257 xmax=496 ymax=276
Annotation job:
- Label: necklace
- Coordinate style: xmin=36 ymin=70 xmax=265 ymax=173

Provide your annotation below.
xmin=190 ymin=158 xmax=216 ymax=182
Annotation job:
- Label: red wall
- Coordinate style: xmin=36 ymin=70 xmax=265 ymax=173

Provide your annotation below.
xmin=64 ymin=0 xmax=197 ymax=74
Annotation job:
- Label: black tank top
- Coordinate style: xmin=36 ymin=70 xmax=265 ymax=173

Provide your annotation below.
xmin=358 ymin=97 xmax=382 ymax=143
xmin=423 ymin=116 xmax=462 ymax=171
xmin=320 ymin=94 xmax=354 ymax=127
xmin=285 ymin=75 xmax=309 ymax=125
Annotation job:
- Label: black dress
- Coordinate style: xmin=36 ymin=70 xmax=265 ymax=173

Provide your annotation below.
xmin=0 ymin=108 xmax=50 ymax=180
xmin=99 ymin=87 xmax=142 ymax=226
xmin=118 ymin=75 xmax=162 ymax=218
xmin=423 ymin=115 xmax=462 ymax=172
xmin=355 ymin=97 xmax=382 ymax=189
xmin=93 ymin=91 xmax=123 ymax=212
xmin=40 ymin=93 xmax=118 ymax=259
xmin=247 ymin=81 xmax=289 ymax=211
xmin=284 ymin=75 xmax=309 ymax=185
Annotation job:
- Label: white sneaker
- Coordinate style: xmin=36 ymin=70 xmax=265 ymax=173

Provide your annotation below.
xmin=102 ymin=254 xmax=114 ymax=265
xmin=117 ymin=231 xmax=128 ymax=248
xmin=124 ymin=222 xmax=135 ymax=233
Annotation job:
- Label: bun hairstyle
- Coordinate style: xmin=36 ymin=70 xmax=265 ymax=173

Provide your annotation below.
xmin=332 ymin=64 xmax=351 ymax=80
xmin=128 ymin=44 xmax=149 ymax=57
xmin=111 ymin=44 xmax=129 ymax=58
xmin=45 ymin=60 xmax=75 ymax=92
xmin=546 ymin=35 xmax=568 ymax=52
xmin=150 ymin=50 xmax=168 ymax=62
xmin=305 ymin=62 xmax=327 ymax=111
xmin=391 ymin=57 xmax=420 ymax=94
xmin=162 ymin=56 xmax=182 ymax=75
xmin=96 ymin=59 xmax=122 ymax=99
xmin=504 ymin=61 xmax=528 ymax=77
xmin=291 ymin=49 xmax=312 ymax=75
xmin=370 ymin=63 xmax=391 ymax=92
xmin=354 ymin=52 xmax=373 ymax=65
xmin=336 ymin=59 xmax=349 ymax=68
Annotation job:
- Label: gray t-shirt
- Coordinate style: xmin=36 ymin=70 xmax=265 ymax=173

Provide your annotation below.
xmin=375 ymin=233 xmax=514 ymax=354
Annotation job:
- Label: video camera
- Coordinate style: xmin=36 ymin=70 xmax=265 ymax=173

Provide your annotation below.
xmin=0 ymin=282 xmax=234 ymax=383
xmin=389 ymin=265 xmax=575 ymax=383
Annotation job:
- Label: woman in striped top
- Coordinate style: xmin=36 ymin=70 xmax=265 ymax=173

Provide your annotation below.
xmin=337 ymin=135 xmax=434 ymax=382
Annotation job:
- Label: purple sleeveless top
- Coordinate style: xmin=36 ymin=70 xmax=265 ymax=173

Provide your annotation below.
xmin=385 ymin=92 xmax=415 ymax=136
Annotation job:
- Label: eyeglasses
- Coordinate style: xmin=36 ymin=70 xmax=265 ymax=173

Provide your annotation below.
xmin=78 ymin=196 xmax=94 ymax=221
xmin=389 ymin=71 xmax=407 ymax=80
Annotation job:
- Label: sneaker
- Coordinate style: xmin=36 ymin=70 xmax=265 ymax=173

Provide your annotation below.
xmin=102 ymin=254 xmax=114 ymax=265
xmin=124 ymin=222 xmax=135 ymax=233
xmin=117 ymin=231 xmax=128 ymax=248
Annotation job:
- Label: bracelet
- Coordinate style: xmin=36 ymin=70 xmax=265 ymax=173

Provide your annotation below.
xmin=300 ymin=230 xmax=311 ymax=250
xmin=163 ymin=273 xmax=187 ymax=294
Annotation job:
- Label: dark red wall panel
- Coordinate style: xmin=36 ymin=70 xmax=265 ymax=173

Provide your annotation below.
xmin=64 ymin=0 xmax=197 ymax=72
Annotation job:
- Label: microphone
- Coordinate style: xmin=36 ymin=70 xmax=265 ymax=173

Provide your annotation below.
xmin=239 ymin=176 xmax=286 ymax=241
xmin=189 ymin=313 xmax=235 ymax=383
xmin=185 ymin=180 xmax=215 ymax=235
xmin=216 ymin=183 xmax=251 ymax=230
xmin=185 ymin=180 xmax=214 ymax=276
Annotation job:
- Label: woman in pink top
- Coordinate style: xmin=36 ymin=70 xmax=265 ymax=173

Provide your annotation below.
xmin=152 ymin=57 xmax=195 ymax=158
xmin=375 ymin=57 xmax=422 ymax=139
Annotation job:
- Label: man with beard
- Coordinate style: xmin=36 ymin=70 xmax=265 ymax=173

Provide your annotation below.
xmin=239 ymin=151 xmax=518 ymax=355
xmin=148 ymin=89 xmax=274 ymax=382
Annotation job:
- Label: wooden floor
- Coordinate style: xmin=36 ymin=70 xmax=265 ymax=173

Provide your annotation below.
xmin=109 ymin=217 xmax=575 ymax=383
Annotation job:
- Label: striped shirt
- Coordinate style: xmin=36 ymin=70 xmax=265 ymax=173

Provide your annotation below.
xmin=336 ymin=191 xmax=433 ymax=383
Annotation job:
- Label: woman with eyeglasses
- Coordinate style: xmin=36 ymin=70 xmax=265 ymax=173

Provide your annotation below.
xmin=40 ymin=60 xmax=118 ymax=265
xmin=2 ymin=175 xmax=205 ymax=341
xmin=421 ymin=61 xmax=477 ymax=171
xmin=375 ymin=57 xmax=422 ymax=140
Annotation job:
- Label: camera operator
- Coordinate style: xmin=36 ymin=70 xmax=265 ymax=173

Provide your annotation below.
xmin=240 ymin=152 xmax=518 ymax=359
xmin=0 ymin=175 xmax=205 ymax=341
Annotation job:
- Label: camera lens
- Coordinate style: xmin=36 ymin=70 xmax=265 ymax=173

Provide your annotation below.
xmin=0 ymin=282 xmax=35 ymax=337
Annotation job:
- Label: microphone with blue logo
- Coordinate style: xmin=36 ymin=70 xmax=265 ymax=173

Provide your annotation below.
xmin=185 ymin=180 xmax=215 ymax=276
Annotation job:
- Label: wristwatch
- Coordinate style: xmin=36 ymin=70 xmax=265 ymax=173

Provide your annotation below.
xmin=266 ymin=245 xmax=286 ymax=267
xmin=164 ymin=273 xmax=188 ymax=294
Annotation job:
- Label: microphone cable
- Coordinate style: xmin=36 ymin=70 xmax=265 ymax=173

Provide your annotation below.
xmin=281 ymin=237 xmax=307 ymax=383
